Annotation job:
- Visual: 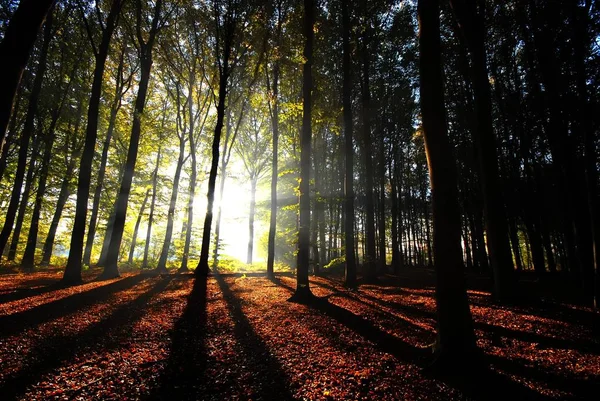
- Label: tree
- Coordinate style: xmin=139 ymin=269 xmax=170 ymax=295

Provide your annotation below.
xmin=0 ymin=0 xmax=55 ymax=148
xmin=288 ymin=0 xmax=315 ymax=302
xmin=196 ymin=0 xmax=253 ymax=276
xmin=63 ymin=0 xmax=126 ymax=284
xmin=235 ymin=105 xmax=271 ymax=264
xmin=0 ymin=8 xmax=53 ymax=259
xmin=417 ymin=0 xmax=478 ymax=368
xmin=341 ymin=0 xmax=357 ymax=289
xmin=449 ymin=0 xmax=516 ymax=301
xmin=101 ymin=0 xmax=164 ymax=279
xmin=266 ymin=0 xmax=286 ymax=279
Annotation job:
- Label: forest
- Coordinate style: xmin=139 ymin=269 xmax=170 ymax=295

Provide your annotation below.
xmin=0 ymin=0 xmax=599 ymax=399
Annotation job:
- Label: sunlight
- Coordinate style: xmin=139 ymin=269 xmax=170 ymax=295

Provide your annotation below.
xmin=192 ymin=167 xmax=269 ymax=265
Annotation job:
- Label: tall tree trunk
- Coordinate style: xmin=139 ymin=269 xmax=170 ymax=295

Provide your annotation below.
xmin=359 ymin=29 xmax=377 ymax=282
xmin=390 ymin=158 xmax=400 ymax=273
xmin=180 ymin=146 xmax=197 ymax=273
xmin=0 ymin=85 xmax=24 ymax=183
xmin=0 ymin=11 xmax=52 ymax=257
xmin=143 ymin=146 xmax=161 ymax=269
xmin=449 ymin=0 xmax=516 ymax=301
xmin=101 ymin=0 xmax=163 ymax=279
xmin=21 ymin=109 xmax=62 ymax=269
xmin=83 ymin=47 xmax=127 ymax=266
xmin=247 ymin=178 xmax=257 ymax=264
xmin=0 ymin=0 xmax=55 ymax=144
xmin=418 ymin=0 xmax=478 ymax=368
xmin=289 ymin=0 xmax=315 ymax=302
xmin=41 ymin=158 xmax=76 ymax=265
xmin=7 ymin=135 xmax=40 ymax=260
xmin=266 ymin=3 xmax=283 ymax=279
xmin=63 ymin=0 xmax=124 ymax=284
xmin=156 ymin=138 xmax=186 ymax=272
xmin=128 ymin=188 xmax=150 ymax=265
xmin=197 ymin=10 xmax=235 ymax=277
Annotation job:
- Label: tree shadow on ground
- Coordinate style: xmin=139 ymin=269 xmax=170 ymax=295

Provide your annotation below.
xmin=150 ymin=275 xmax=209 ymax=400
xmin=214 ymin=273 xmax=295 ymax=400
xmin=0 ymin=281 xmax=69 ymax=304
xmin=0 ymin=274 xmax=148 ymax=338
xmin=0 ymin=275 xmax=173 ymax=400
xmin=151 ymin=273 xmax=294 ymax=401
xmin=272 ymin=276 xmax=559 ymax=400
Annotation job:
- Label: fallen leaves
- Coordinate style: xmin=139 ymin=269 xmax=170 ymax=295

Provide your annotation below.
xmin=0 ymin=269 xmax=598 ymax=400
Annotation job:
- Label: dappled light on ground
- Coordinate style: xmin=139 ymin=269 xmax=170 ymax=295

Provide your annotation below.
xmin=0 ymin=270 xmax=598 ymax=400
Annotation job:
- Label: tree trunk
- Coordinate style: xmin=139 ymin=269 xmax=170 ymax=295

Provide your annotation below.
xmin=63 ymin=0 xmax=124 ymax=284
xmin=0 ymin=85 xmax=24 ymax=183
xmin=7 ymin=135 xmax=40 ymax=260
xmin=180 ymin=144 xmax=197 ymax=273
xmin=21 ymin=109 xmax=61 ymax=269
xmin=266 ymin=4 xmax=282 ymax=279
xmin=0 ymin=10 xmax=52 ymax=257
xmin=41 ymin=158 xmax=76 ymax=265
xmin=83 ymin=50 xmax=126 ymax=266
xmin=143 ymin=146 xmax=161 ymax=269
xmin=197 ymin=13 xmax=234 ymax=277
xmin=359 ymin=29 xmax=377 ymax=283
xmin=247 ymin=178 xmax=257 ymax=264
xmin=418 ymin=0 xmax=478 ymax=368
xmin=128 ymin=189 xmax=150 ymax=265
xmin=449 ymin=0 xmax=516 ymax=301
xmin=101 ymin=0 xmax=162 ymax=280
xmin=0 ymin=0 xmax=55 ymax=143
xmin=156 ymin=138 xmax=186 ymax=272
xmin=289 ymin=0 xmax=315 ymax=302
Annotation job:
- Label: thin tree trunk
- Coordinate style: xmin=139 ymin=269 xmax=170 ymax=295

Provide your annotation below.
xmin=156 ymin=138 xmax=186 ymax=272
xmin=128 ymin=188 xmax=150 ymax=265
xmin=83 ymin=47 xmax=127 ymax=266
xmin=143 ymin=146 xmax=161 ymax=269
xmin=63 ymin=0 xmax=124 ymax=284
xmin=247 ymin=178 xmax=257 ymax=264
xmin=101 ymin=0 xmax=163 ymax=279
xmin=449 ymin=0 xmax=516 ymax=301
xmin=41 ymin=158 xmax=76 ymax=265
xmin=359 ymin=28 xmax=377 ymax=282
xmin=342 ymin=0 xmax=358 ymax=282
xmin=266 ymin=2 xmax=283 ymax=278
xmin=197 ymin=9 xmax=235 ymax=276
xmin=21 ymin=108 xmax=62 ymax=269
xmin=0 ymin=11 xmax=52 ymax=257
xmin=7 ymin=135 xmax=40 ymax=260
xmin=0 ymin=0 xmax=55 ymax=143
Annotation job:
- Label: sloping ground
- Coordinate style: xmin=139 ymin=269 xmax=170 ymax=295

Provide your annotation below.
xmin=0 ymin=268 xmax=598 ymax=400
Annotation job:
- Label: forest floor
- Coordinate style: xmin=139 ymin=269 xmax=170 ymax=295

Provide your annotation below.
xmin=0 ymin=267 xmax=599 ymax=400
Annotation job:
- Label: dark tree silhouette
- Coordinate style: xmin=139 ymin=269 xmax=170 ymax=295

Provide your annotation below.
xmin=418 ymin=0 xmax=478 ymax=369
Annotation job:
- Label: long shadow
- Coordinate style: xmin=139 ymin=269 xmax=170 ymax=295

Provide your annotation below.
xmin=149 ymin=275 xmax=209 ymax=400
xmin=0 ymin=275 xmax=173 ymax=401
xmin=279 ymin=277 xmax=563 ymax=400
xmin=214 ymin=273 xmax=295 ymax=401
xmin=302 ymin=293 xmax=553 ymax=400
xmin=0 ymin=282 xmax=68 ymax=305
xmin=487 ymin=354 xmax=600 ymax=400
xmin=346 ymin=284 xmax=600 ymax=356
xmin=273 ymin=276 xmax=428 ymax=365
xmin=0 ymin=274 xmax=147 ymax=338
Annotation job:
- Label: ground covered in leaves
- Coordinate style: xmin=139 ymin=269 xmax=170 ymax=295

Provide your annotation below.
xmin=0 ymin=267 xmax=599 ymax=400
